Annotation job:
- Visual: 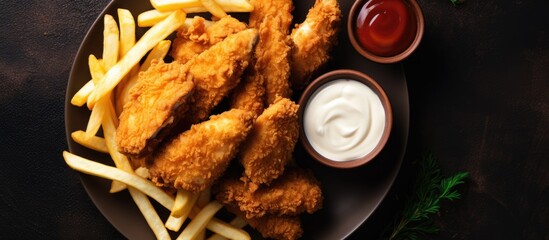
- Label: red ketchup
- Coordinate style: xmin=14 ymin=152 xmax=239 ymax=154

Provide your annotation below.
xmin=356 ymin=0 xmax=417 ymax=57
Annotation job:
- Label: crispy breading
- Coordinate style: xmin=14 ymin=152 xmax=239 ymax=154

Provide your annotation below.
xmin=215 ymin=168 xmax=323 ymax=218
xmin=225 ymin=204 xmax=303 ymax=240
xmin=230 ymin=68 xmax=266 ymax=118
xmin=255 ymin=16 xmax=293 ymax=104
xmin=171 ymin=16 xmax=248 ymax=63
xmin=248 ymin=0 xmax=293 ymax=29
xmin=247 ymin=214 xmax=303 ymax=240
xmin=239 ymin=97 xmax=299 ymax=185
xmin=247 ymin=0 xmax=293 ymax=105
xmin=115 ymin=60 xmax=194 ymax=157
xmin=290 ymin=0 xmax=341 ymax=89
xmin=184 ymin=28 xmax=259 ymax=124
xmin=149 ymin=109 xmax=255 ymax=192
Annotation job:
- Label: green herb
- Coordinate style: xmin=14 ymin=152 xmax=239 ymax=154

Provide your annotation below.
xmin=385 ymin=154 xmax=468 ymax=240
xmin=449 ymin=0 xmax=464 ymax=6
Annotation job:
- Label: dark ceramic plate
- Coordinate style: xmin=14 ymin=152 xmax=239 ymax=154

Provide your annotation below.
xmin=65 ymin=0 xmax=409 ymax=239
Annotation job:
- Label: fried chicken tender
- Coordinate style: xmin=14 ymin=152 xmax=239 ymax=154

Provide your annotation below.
xmin=230 ymin=68 xmax=266 ymax=117
xmin=171 ymin=16 xmax=247 ymax=63
xmin=215 ymin=168 xmax=323 ymax=219
xmin=149 ymin=109 xmax=255 ymax=192
xmin=116 ymin=60 xmax=194 ymax=157
xmin=290 ymin=0 xmax=341 ymax=89
xmin=224 ymin=205 xmax=303 ymax=240
xmin=185 ymin=28 xmax=259 ymax=124
xmin=248 ymin=0 xmax=293 ymax=105
xmin=239 ymin=97 xmax=299 ymax=185
xmin=247 ymin=214 xmax=303 ymax=240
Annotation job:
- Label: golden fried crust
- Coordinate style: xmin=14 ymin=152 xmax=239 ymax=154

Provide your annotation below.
xmin=116 ymin=60 xmax=194 ymax=157
xmin=184 ymin=28 xmax=259 ymax=124
xmin=223 ymin=204 xmax=303 ymax=240
xmin=230 ymin=68 xmax=266 ymax=118
xmin=171 ymin=16 xmax=248 ymax=63
xmin=248 ymin=0 xmax=293 ymax=29
xmin=149 ymin=109 xmax=254 ymax=192
xmin=247 ymin=0 xmax=293 ymax=105
xmin=247 ymin=215 xmax=303 ymax=240
xmin=255 ymin=17 xmax=293 ymax=104
xmin=215 ymin=168 xmax=323 ymax=218
xmin=290 ymin=0 xmax=341 ymax=89
xmin=239 ymin=97 xmax=299 ymax=185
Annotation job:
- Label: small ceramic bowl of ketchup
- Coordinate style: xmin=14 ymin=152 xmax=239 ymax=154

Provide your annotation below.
xmin=348 ymin=0 xmax=424 ymax=63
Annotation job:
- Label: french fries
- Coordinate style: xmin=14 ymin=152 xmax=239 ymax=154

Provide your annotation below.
xmin=87 ymin=10 xmax=186 ymax=108
xmin=165 ymin=192 xmax=199 ymax=232
xmin=102 ymin=15 xmax=120 ymax=71
xmin=177 ymin=201 xmax=224 ymax=240
xmin=84 ymin=54 xmax=107 ymax=139
xmin=128 ymin=186 xmax=171 ymax=239
xmin=206 ymin=219 xmax=250 ymax=240
xmin=70 ymin=80 xmax=94 ymax=107
xmin=70 ymin=130 xmax=108 ymax=153
xmin=63 ymin=151 xmax=175 ymax=210
xmin=199 ymin=0 xmax=228 ymax=18
xmin=137 ymin=9 xmax=173 ymax=27
xmin=150 ymin=0 xmax=253 ymax=12
xmin=208 ymin=217 xmax=248 ymax=240
xmin=117 ymin=9 xmax=136 ymax=58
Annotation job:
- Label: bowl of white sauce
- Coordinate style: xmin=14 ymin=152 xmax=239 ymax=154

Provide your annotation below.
xmin=298 ymin=69 xmax=392 ymax=168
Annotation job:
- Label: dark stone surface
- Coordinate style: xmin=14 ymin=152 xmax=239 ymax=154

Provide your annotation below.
xmin=0 ymin=0 xmax=547 ymax=239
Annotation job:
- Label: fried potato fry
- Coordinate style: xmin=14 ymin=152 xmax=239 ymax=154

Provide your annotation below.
xmin=137 ymin=9 xmax=173 ymax=27
xmin=101 ymin=99 xmax=132 ymax=192
xmin=70 ymin=80 xmax=94 ymax=107
xmin=102 ymin=14 xmax=120 ymax=71
xmin=208 ymin=216 xmax=248 ymax=240
xmin=165 ymin=192 xmax=199 ymax=232
xmin=63 ymin=151 xmax=175 ymax=210
xmin=199 ymin=0 xmax=227 ymax=18
xmin=84 ymin=55 xmax=107 ymax=139
xmin=88 ymin=10 xmax=186 ymax=108
xmin=177 ymin=201 xmax=224 ymax=240
xmin=206 ymin=218 xmax=250 ymax=240
xmin=172 ymin=189 xmax=196 ymax=218
xmin=128 ymin=187 xmax=171 ymax=239
xmin=118 ymin=9 xmax=136 ymax=58
xmin=70 ymin=130 xmax=108 ymax=153
xmin=151 ymin=0 xmax=253 ymax=12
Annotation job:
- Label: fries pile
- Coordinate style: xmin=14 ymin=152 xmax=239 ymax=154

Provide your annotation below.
xmin=65 ymin=1 xmax=255 ymax=239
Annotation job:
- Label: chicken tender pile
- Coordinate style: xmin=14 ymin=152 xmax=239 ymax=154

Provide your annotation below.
xmin=114 ymin=1 xmax=341 ymax=239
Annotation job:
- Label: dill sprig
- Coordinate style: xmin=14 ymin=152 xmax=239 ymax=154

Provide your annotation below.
xmin=386 ymin=154 xmax=468 ymax=240
xmin=449 ymin=0 xmax=465 ymax=6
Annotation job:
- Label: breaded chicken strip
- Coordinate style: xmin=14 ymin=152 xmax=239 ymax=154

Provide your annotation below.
xmin=171 ymin=16 xmax=247 ymax=63
xmin=239 ymin=97 xmax=299 ymax=185
xmin=116 ymin=60 xmax=194 ymax=157
xmin=224 ymin=205 xmax=303 ymax=240
xmin=248 ymin=0 xmax=293 ymax=29
xmin=247 ymin=215 xmax=302 ymax=240
xmin=290 ymin=0 xmax=341 ymax=89
xmin=149 ymin=109 xmax=254 ymax=192
xmin=230 ymin=68 xmax=266 ymax=118
xmin=185 ymin=28 xmax=259 ymax=124
xmin=248 ymin=0 xmax=293 ymax=105
xmin=215 ymin=168 xmax=323 ymax=218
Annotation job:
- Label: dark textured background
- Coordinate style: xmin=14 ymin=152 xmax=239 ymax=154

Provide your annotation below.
xmin=1 ymin=0 xmax=548 ymax=239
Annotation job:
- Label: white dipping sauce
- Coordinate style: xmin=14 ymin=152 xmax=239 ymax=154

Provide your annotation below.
xmin=303 ymin=79 xmax=386 ymax=162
